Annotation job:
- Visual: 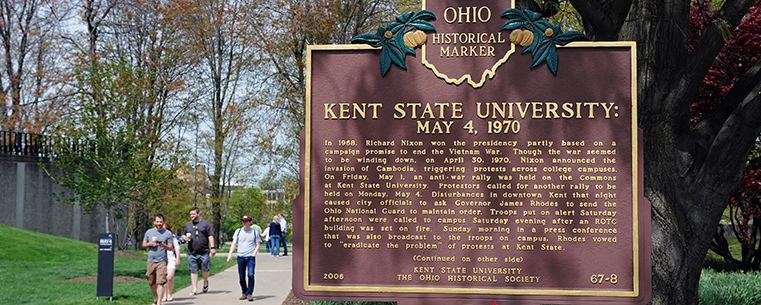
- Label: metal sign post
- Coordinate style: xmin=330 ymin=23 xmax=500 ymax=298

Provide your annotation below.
xmin=96 ymin=233 xmax=115 ymax=301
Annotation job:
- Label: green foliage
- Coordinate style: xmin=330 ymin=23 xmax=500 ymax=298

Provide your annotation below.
xmin=0 ymin=224 xmax=234 ymax=305
xmin=223 ymin=187 xmax=267 ymax=236
xmin=45 ymin=60 xmax=175 ymax=218
xmin=708 ymin=236 xmax=744 ymax=263
xmin=5 ymin=224 xmax=761 ymax=304
xmin=699 ymin=269 xmax=761 ymax=304
xmin=149 ymin=174 xmax=195 ymax=236
xmin=704 ymin=255 xmax=733 ymax=271
xmin=543 ymin=0 xmax=585 ymax=33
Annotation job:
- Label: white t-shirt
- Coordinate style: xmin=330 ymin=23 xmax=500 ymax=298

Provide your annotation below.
xmin=234 ymin=227 xmax=262 ymax=257
xmin=167 ymin=237 xmax=179 ymax=261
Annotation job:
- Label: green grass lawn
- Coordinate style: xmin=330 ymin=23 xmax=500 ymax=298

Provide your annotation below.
xmin=0 ymin=224 xmax=235 ymax=305
xmin=699 ymin=268 xmax=761 ymax=305
xmin=3 ymin=224 xmax=761 ymax=305
xmin=707 ymin=236 xmax=744 ymax=259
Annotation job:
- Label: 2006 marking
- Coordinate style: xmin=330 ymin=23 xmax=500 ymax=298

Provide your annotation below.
xmin=324 ymin=273 xmax=344 ymax=280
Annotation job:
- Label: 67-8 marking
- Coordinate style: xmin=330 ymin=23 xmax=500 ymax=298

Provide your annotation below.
xmin=590 ymin=274 xmax=618 ymax=285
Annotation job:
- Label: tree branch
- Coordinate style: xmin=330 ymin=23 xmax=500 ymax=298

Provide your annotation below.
xmin=569 ymin=0 xmax=633 ymax=40
xmin=515 ymin=0 xmax=561 ymax=17
xmin=667 ymin=0 xmax=756 ymax=134
xmin=693 ymin=59 xmax=761 ymax=180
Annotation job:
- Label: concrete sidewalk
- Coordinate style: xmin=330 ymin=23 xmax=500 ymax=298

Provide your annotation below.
xmin=166 ymin=253 xmax=293 ymax=305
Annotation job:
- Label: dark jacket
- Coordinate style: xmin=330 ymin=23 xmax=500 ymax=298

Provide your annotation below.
xmin=268 ymin=222 xmax=282 ymax=237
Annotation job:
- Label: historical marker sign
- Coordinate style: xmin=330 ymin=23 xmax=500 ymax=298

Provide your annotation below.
xmin=294 ymin=1 xmax=650 ymax=304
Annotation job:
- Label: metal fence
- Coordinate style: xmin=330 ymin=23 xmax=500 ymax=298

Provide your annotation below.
xmin=0 ymin=131 xmax=51 ymax=158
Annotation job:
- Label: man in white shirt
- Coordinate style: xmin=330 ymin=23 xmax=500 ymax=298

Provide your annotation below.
xmin=278 ymin=213 xmax=288 ymax=256
xmin=227 ymin=215 xmax=262 ymax=301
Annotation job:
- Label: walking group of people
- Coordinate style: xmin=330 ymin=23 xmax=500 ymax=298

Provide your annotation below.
xmin=262 ymin=213 xmax=289 ymax=257
xmin=143 ymin=207 xmax=289 ymax=304
xmin=143 ymin=207 xmax=216 ymax=305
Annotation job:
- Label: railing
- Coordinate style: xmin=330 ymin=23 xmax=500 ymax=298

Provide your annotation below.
xmin=0 ymin=131 xmax=52 ymax=159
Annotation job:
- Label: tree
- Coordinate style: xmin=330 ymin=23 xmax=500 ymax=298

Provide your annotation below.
xmin=173 ymin=0 xmax=261 ymax=239
xmin=548 ymin=0 xmax=761 ymax=303
xmin=46 ymin=60 xmax=176 ymax=238
xmin=46 ymin=0 xmax=194 ymax=247
xmin=99 ymin=0 xmax=197 ymax=246
xmin=0 ymin=0 xmax=75 ymax=132
xmin=685 ymin=1 xmax=761 ymax=272
xmin=711 ymin=141 xmax=761 ymax=271
xmin=223 ymin=187 xmax=266 ymax=237
xmin=251 ymin=0 xmax=406 ymax=208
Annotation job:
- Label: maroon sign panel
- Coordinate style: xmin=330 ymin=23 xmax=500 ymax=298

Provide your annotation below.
xmin=293 ymin=2 xmax=650 ymax=304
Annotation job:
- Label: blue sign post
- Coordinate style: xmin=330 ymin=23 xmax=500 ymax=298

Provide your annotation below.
xmin=97 ymin=233 xmax=114 ymax=301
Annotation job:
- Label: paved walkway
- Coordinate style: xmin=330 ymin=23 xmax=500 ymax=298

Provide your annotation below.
xmin=166 ymin=253 xmax=293 ymax=305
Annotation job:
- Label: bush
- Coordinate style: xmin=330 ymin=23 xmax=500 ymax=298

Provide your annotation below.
xmin=699 ymin=269 xmax=761 ymax=305
xmin=704 ymin=255 xmax=734 ymax=272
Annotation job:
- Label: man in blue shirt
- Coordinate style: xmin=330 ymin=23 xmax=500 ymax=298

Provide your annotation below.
xmin=143 ymin=214 xmax=174 ymax=305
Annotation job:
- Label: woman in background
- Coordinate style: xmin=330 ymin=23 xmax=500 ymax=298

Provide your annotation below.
xmin=163 ymin=225 xmax=181 ymax=302
xmin=268 ymin=216 xmax=282 ymax=256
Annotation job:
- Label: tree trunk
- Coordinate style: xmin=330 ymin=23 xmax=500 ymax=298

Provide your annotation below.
xmin=613 ymin=0 xmax=761 ymax=304
xmin=212 ymin=127 xmax=224 ymax=241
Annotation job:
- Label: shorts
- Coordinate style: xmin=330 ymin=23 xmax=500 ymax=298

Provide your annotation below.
xmin=146 ymin=261 xmax=167 ymax=286
xmin=187 ymin=253 xmax=211 ymax=273
xmin=167 ymin=257 xmax=177 ymax=270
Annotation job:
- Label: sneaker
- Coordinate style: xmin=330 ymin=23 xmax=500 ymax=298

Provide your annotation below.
xmin=240 ymin=294 xmax=247 ymax=300
xmin=247 ymin=295 xmax=254 ymax=301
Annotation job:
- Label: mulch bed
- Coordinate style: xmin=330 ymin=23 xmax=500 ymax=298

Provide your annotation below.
xmin=115 ymin=250 xmax=146 ymax=259
xmin=282 ymin=290 xmax=310 ymax=305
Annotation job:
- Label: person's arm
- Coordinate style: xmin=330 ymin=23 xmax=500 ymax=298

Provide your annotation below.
xmin=253 ymin=238 xmax=261 ymax=256
xmin=226 ymin=238 xmax=237 ymax=262
xmin=173 ymin=239 xmax=181 ymax=266
xmin=142 ymin=236 xmax=155 ymax=249
xmin=164 ymin=238 xmax=174 ymax=250
xmin=209 ymin=235 xmax=216 ymax=256
xmin=181 ymin=225 xmax=190 ymax=241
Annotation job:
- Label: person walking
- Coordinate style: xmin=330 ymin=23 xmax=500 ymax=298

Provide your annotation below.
xmin=181 ymin=207 xmax=216 ymax=295
xmin=278 ymin=213 xmax=288 ymax=256
xmin=226 ymin=215 xmax=262 ymax=301
xmin=268 ymin=216 xmax=282 ymax=256
xmin=251 ymin=220 xmax=262 ymax=235
xmin=143 ymin=214 xmax=174 ymax=305
xmin=163 ymin=225 xmax=181 ymax=302
xmin=261 ymin=225 xmax=271 ymax=254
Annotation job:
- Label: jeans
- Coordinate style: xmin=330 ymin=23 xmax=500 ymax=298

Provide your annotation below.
xmin=237 ymin=256 xmax=256 ymax=296
xmin=270 ymin=235 xmax=280 ymax=256
xmin=280 ymin=232 xmax=288 ymax=255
